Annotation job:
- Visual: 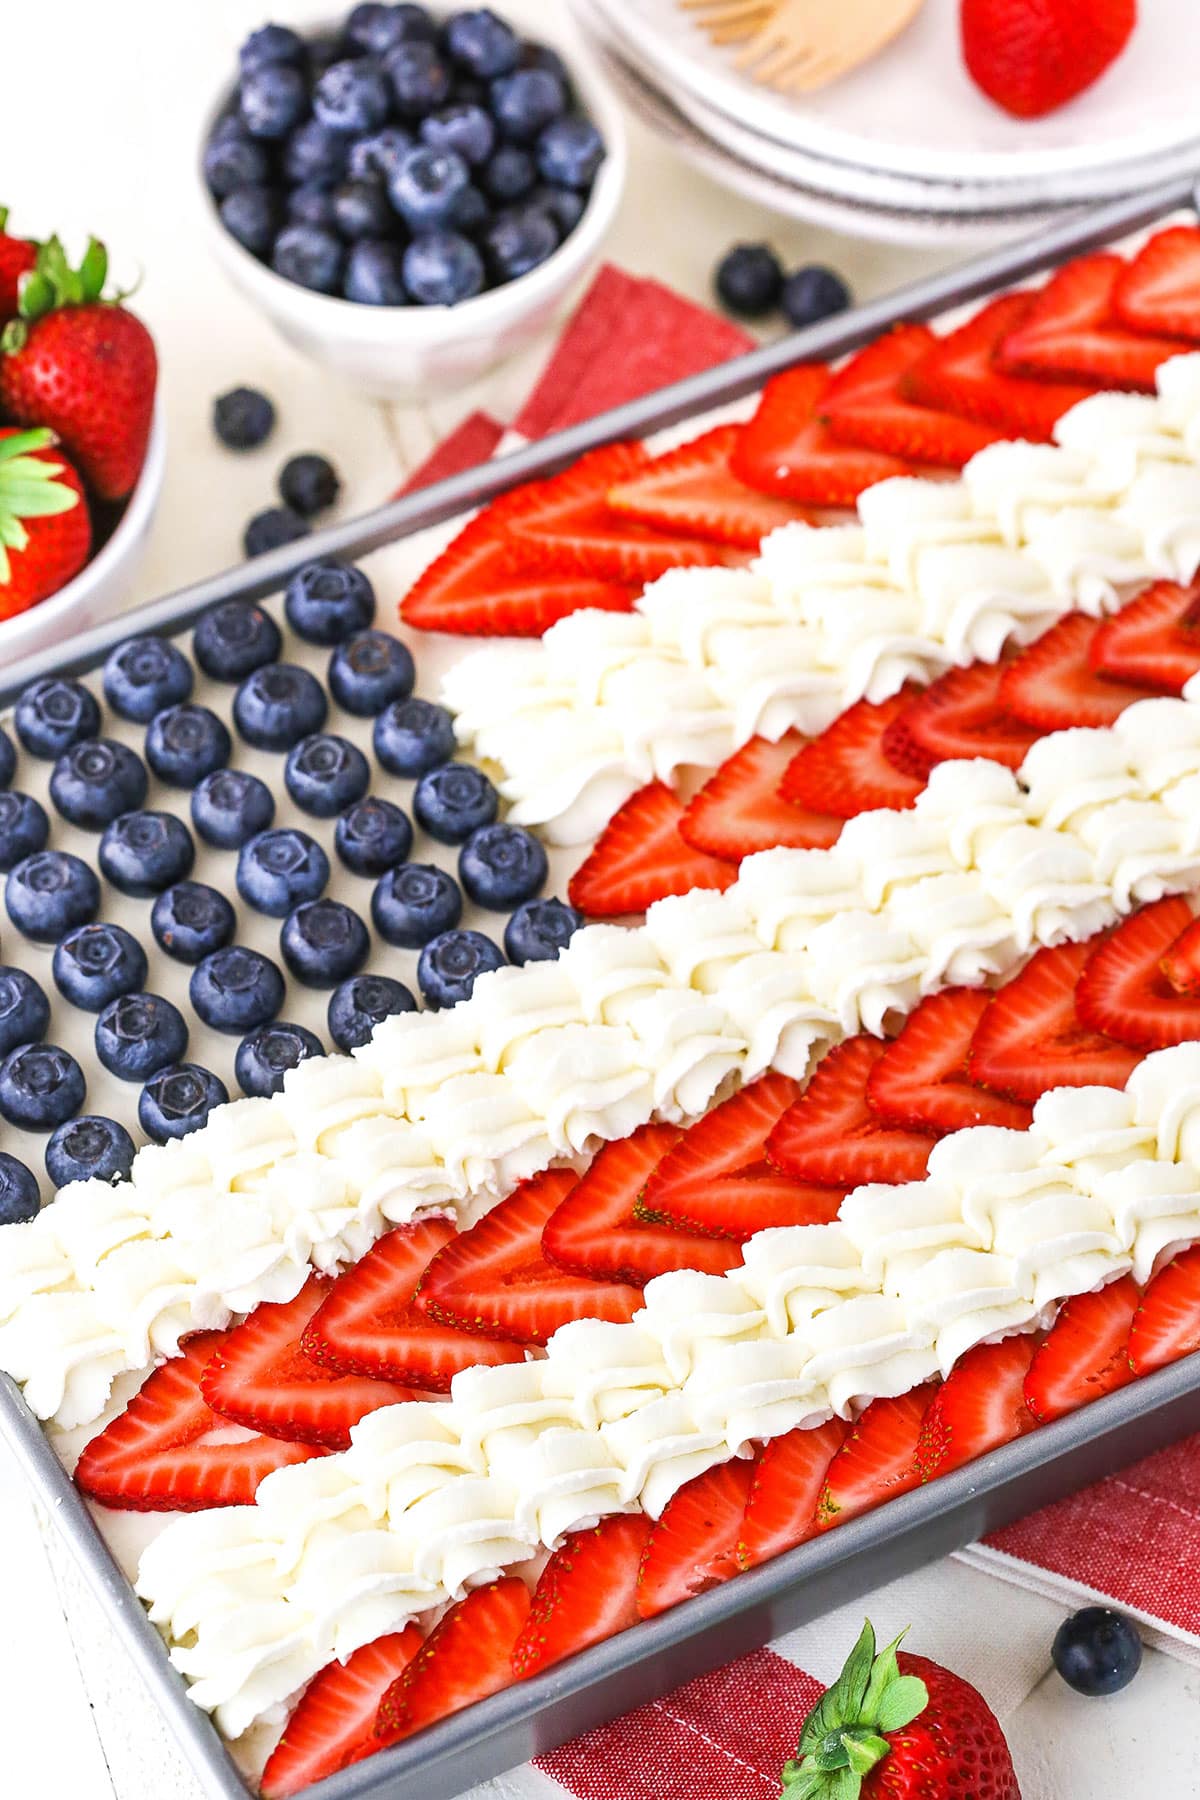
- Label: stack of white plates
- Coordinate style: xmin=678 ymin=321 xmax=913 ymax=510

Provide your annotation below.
xmin=570 ymin=0 xmax=1200 ymax=244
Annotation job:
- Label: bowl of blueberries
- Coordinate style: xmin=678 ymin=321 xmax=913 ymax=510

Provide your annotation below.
xmin=201 ymin=5 xmax=626 ymax=395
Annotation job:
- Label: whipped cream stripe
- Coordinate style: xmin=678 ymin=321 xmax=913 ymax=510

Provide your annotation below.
xmin=445 ymin=355 xmax=1200 ymax=844
xmin=135 ymin=1044 xmax=1200 ymax=1740
xmin=7 ymin=693 xmax=1200 ymax=1431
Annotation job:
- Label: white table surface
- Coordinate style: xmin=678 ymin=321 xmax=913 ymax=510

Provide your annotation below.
xmin=1 ymin=2 xmax=1197 ymax=1795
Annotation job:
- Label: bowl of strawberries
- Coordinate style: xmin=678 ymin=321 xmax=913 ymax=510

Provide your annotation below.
xmin=0 ymin=212 xmax=164 ymax=665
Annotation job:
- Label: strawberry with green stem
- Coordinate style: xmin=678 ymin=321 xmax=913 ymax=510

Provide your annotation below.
xmin=0 ymin=426 xmax=90 ymax=618
xmin=0 ymin=207 xmax=37 ymax=316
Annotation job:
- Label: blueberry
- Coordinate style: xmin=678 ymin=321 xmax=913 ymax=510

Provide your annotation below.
xmin=0 ymin=1154 xmax=40 ymax=1224
xmin=0 ymin=968 xmax=50 ymax=1056
xmin=14 ymin=677 xmax=100 ymax=759
xmin=204 ymin=126 xmax=272 ymax=199
xmin=104 ymin=636 xmax=194 ymax=723
xmin=413 ymin=761 xmax=497 ymax=842
xmin=281 ymin=897 xmax=370 ymax=988
xmin=314 ymin=58 xmax=391 ymax=134
xmin=0 ymin=791 xmax=49 ymax=871
xmin=138 ymin=1063 xmax=230 ymax=1143
xmin=279 ymin=454 xmax=342 ymax=518
xmin=403 ymin=230 xmax=484 ymax=304
xmin=459 ymin=821 xmax=547 ymax=910
xmin=234 ymin=663 xmax=328 ymax=751
xmin=536 ymin=116 xmax=604 ymax=190
xmin=1052 ymin=1608 xmax=1142 ymax=1697
xmin=418 ymin=926 xmax=503 ymax=1007
xmin=346 ymin=2 xmax=435 ymax=53
xmin=272 ymin=224 xmax=346 ymax=294
xmin=328 ymin=176 xmax=391 ymax=240
xmin=99 ymin=811 xmax=195 ymax=897
xmin=0 ymin=1042 xmax=86 ymax=1129
xmin=53 ymin=923 xmax=148 ymax=1011
xmin=288 ymin=180 xmax=339 ymax=229
xmin=420 ymin=101 xmax=496 ymax=165
xmin=372 ymin=861 xmax=461 ymax=947
xmin=238 ymin=827 xmax=330 ymax=916
xmin=504 ymin=896 xmax=585 ymax=965
xmin=50 ymin=738 xmax=148 ymax=830
xmin=190 ymin=946 xmax=285 ymax=1034
xmin=45 ymin=1116 xmax=136 ymax=1189
xmin=95 ymin=993 xmax=188 ymax=1083
xmin=344 ymin=238 xmax=408 ymax=304
xmin=714 ymin=242 xmax=783 ymax=319
xmin=220 ymin=184 xmax=284 ymax=256
xmin=483 ymin=207 xmax=557 ymax=281
xmin=151 ymin=881 xmax=237 ymax=965
xmin=145 ymin=704 xmax=231 ymax=787
xmin=531 ymin=183 xmax=584 ymax=237
xmin=335 ymin=795 xmax=413 ymax=876
xmin=240 ymin=22 xmax=305 ymax=74
xmin=346 ymin=124 xmax=414 ymax=182
xmin=240 ymin=60 xmax=309 ymax=140
xmin=245 ymin=504 xmax=311 ymax=553
xmin=6 ymin=851 xmax=99 ymax=942
xmin=329 ymin=636 xmax=415 ymax=728
xmin=388 ymin=145 xmax=470 ymax=228
xmin=327 ymin=972 xmax=416 ymax=1050
xmin=372 ymin=695 xmax=451 ymax=772
xmin=0 ymin=726 xmax=14 ymax=788
xmin=444 ymin=9 xmax=520 ymax=77
xmin=480 ymin=143 xmax=535 ymax=202
xmin=194 ymin=599 xmax=282 ymax=681
xmin=490 ymin=68 xmax=566 ymax=143
xmin=236 ymin=1021 xmax=323 ymax=1098
xmin=284 ymin=560 xmax=376 ymax=644
xmin=191 ymin=770 xmax=273 ymax=851
xmin=285 ymin=733 xmax=370 ymax=818
xmin=282 ymin=118 xmax=350 ymax=187
xmin=781 ymin=264 xmax=852 ymax=330
xmin=449 ymin=182 xmax=490 ymax=235
xmin=520 ymin=41 xmax=572 ymax=87
xmin=308 ymin=32 xmax=346 ymax=78
xmin=385 ymin=40 xmax=452 ymax=117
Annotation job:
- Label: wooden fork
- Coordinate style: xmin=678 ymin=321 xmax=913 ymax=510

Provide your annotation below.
xmin=734 ymin=0 xmax=924 ymax=89
xmin=679 ymin=0 xmax=778 ymax=46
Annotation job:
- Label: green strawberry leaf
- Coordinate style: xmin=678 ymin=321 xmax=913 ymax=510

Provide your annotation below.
xmin=80 ymin=238 xmax=108 ymax=303
xmin=875 ymin=1676 xmax=928 ymax=1735
xmin=782 ymin=1621 xmax=932 ymax=1800
xmin=844 ymin=1735 xmax=890 ymax=1776
xmin=0 ymin=431 xmax=80 ymax=582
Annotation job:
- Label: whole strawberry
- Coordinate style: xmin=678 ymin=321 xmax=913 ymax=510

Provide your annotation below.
xmin=0 ymin=208 xmax=37 ymax=317
xmin=781 ymin=1621 xmax=1021 ymax=1800
xmin=0 ymin=236 xmax=156 ymax=501
xmin=961 ymin=0 xmax=1137 ymax=120
xmin=0 ymin=427 xmax=91 ymax=618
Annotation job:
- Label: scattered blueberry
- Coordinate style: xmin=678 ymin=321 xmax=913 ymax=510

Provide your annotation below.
xmin=715 ymin=243 xmax=784 ymax=319
xmin=240 ymin=59 xmax=309 ymax=140
xmin=6 ymin=851 xmax=100 ymax=942
xmin=385 ymin=40 xmax=453 ymax=117
xmin=313 ymin=57 xmax=391 ymax=134
xmin=421 ymin=100 xmax=496 ymax=165
xmin=781 ymin=264 xmax=852 ymax=330
xmin=272 ymin=223 xmax=346 ymax=293
xmin=138 ymin=1064 xmax=230 ymax=1144
xmin=459 ymin=821 xmax=547 ymax=909
xmin=191 ymin=768 xmax=275 ymax=849
xmin=0 ymin=726 xmax=14 ymax=789
xmin=504 ymin=895 xmax=584 ymax=964
xmin=327 ymin=971 xmax=416 ymax=1051
xmin=344 ymin=238 xmax=408 ymax=304
xmin=95 ymin=993 xmax=189 ymax=1083
xmin=288 ymin=180 xmax=339 ymax=229
xmin=335 ymin=795 xmax=414 ymax=876
xmin=445 ymin=9 xmax=520 ymax=78
xmin=282 ymin=118 xmax=351 ymax=187
xmin=238 ymin=827 xmax=330 ymax=916
xmin=536 ymin=116 xmax=604 ymax=189
xmin=50 ymin=738 xmax=149 ymax=830
xmin=480 ymin=143 xmax=534 ymax=202
xmin=103 ymin=635 xmax=194 ymax=722
xmin=279 ymin=454 xmax=342 ymax=519
xmin=346 ymin=124 xmax=414 ymax=182
xmin=490 ymin=68 xmax=566 ymax=142
xmin=389 ymin=144 xmax=471 ymax=228
xmin=204 ymin=127 xmax=272 ymax=198
xmin=0 ymin=1154 xmax=40 ymax=1224
xmin=234 ymin=663 xmax=328 ymax=750
xmin=145 ymin=704 xmax=232 ymax=787
xmin=190 ymin=946 xmax=286 ymax=1035
xmin=14 ymin=677 xmax=100 ymax=759
xmin=285 ymin=733 xmax=371 ymax=818
xmin=194 ymin=599 xmax=282 ymax=681
xmin=418 ymin=926 xmax=504 ymax=1007
xmin=413 ymin=761 xmax=498 ymax=843
xmin=330 ymin=175 xmax=393 ymax=239
xmin=220 ymin=185 xmax=284 ymax=257
xmin=284 ymin=560 xmax=376 ymax=644
xmin=372 ymin=861 xmax=462 ymax=947
xmin=53 ymin=922 xmax=149 ymax=1012
xmin=330 ymin=631 xmax=415 ymax=716
xmin=236 ymin=1020 xmax=323 ymax=1098
xmin=1052 ymin=1609 xmax=1142 ymax=1697
xmin=0 ymin=792 xmax=49 ymax=872
xmin=372 ymin=695 xmax=452 ymax=773
xmin=99 ymin=811 xmax=196 ymax=897
xmin=151 ymin=882 xmax=238 ymax=965
xmin=240 ymin=22 xmax=305 ymax=74
xmin=0 ymin=968 xmax=50 ymax=1056
xmin=281 ymin=897 xmax=370 ymax=987
xmin=45 ymin=1116 xmax=136 ymax=1189
xmin=243 ymin=503 xmax=313 ymax=558
xmin=346 ymin=2 xmax=435 ymax=53
xmin=403 ymin=229 xmax=484 ymax=303
xmin=0 ymin=1043 xmax=86 ymax=1129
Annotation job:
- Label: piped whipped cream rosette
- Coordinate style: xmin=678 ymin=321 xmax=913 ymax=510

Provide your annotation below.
xmin=445 ymin=357 xmax=1200 ymax=845
xmin=134 ymin=1045 xmax=1200 ymax=1740
xmin=8 ymin=698 xmax=1200 ymax=1430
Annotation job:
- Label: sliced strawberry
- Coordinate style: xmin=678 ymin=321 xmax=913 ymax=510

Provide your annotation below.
xmin=730 ymin=363 xmax=913 ymax=507
xmin=261 ymin=1629 xmax=424 ymax=1798
xmin=816 ymin=1385 xmax=936 ymax=1530
xmin=880 ymin=659 xmax=1040 ymax=781
xmin=200 ymin=1277 xmax=414 ymax=1451
xmin=568 ymin=780 xmax=736 ymax=919
xmin=1160 ymin=915 xmax=1200 ymax=994
xmin=416 ymin=1167 xmax=642 ymax=1344
xmin=968 ymin=939 xmax=1141 ymax=1103
xmin=766 ymin=1036 xmax=938 ymax=1187
xmin=1113 ymin=226 xmax=1200 ymax=341
xmin=680 ymin=732 xmax=841 ymax=861
xmin=823 ymin=324 xmax=1005 ymax=468
xmin=737 ymin=1419 xmax=847 ymax=1569
xmin=1024 ymin=1276 xmax=1139 ymax=1424
xmin=866 ymin=988 xmax=1033 ymax=1134
xmin=780 ymin=691 xmax=924 ymax=816
xmin=302 ymin=1221 xmax=524 ymax=1391
xmin=1089 ymin=577 xmax=1200 ymax=694
xmin=74 ymin=1334 xmax=318 ymax=1512
xmin=999 ymin=254 xmax=1185 ymax=391
xmin=904 ymin=293 xmax=1097 ymax=440
xmin=1127 ymin=1244 xmax=1200 ymax=1377
xmin=606 ymin=423 xmax=810 ymax=548
xmin=375 ymin=1578 xmax=531 ymax=1742
xmin=636 ymin=1455 xmax=757 ymax=1618
xmin=999 ymin=612 xmax=1160 ymax=731
xmin=914 ymin=1336 xmax=1039 ymax=1481
xmin=542 ymin=1124 xmax=743 ymax=1283
xmin=641 ymin=1073 xmax=845 ymax=1236
xmin=512 ymin=1513 xmax=652 ymax=1678
xmin=1075 ymin=895 xmax=1200 ymax=1050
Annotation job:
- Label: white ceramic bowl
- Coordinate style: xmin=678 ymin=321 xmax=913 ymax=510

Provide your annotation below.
xmin=199 ymin=39 xmax=628 ymax=399
xmin=0 ymin=392 xmax=167 ymax=666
